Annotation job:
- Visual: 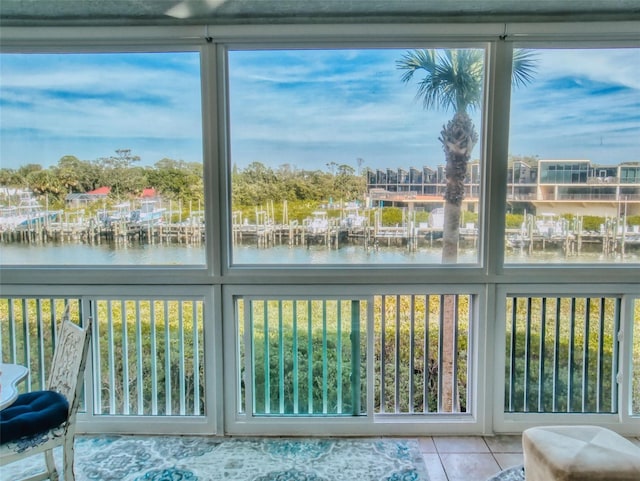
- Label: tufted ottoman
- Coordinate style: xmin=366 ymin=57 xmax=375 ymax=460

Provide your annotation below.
xmin=522 ymin=425 xmax=640 ymax=481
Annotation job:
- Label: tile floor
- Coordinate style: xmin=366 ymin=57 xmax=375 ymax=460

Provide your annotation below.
xmin=418 ymin=435 xmax=640 ymax=481
xmin=5 ymin=434 xmax=639 ymax=481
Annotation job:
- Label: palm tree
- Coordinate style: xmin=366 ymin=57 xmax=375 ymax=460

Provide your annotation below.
xmin=397 ymin=48 xmax=536 ymax=263
xmin=397 ymin=48 xmax=536 ymax=412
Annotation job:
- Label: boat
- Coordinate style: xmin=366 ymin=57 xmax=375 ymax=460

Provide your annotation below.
xmin=340 ymin=204 xmax=367 ymax=229
xmin=0 ymin=195 xmax=57 ymax=230
xmin=535 ymin=213 xmax=566 ymax=238
xmin=130 ymin=200 xmax=166 ymax=225
xmin=99 ymin=202 xmax=132 ymax=225
xmin=0 ymin=206 xmax=19 ymax=230
xmin=506 ymin=234 xmax=527 ymax=248
xmin=306 ymin=211 xmax=329 ymax=234
xmin=428 ymin=207 xmax=444 ymax=230
xmin=623 ymin=233 xmax=640 ymax=246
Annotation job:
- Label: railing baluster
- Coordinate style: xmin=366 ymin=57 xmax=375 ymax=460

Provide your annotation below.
xmin=597 ymin=297 xmax=605 ymax=412
xmin=8 ymin=299 xmax=17 ymax=363
xmin=150 ymin=300 xmax=158 ymax=415
xmin=437 ymin=294 xmax=444 ymax=413
xmin=552 ymin=298 xmax=561 ymax=412
xmin=351 ymin=300 xmax=360 ymax=415
xmin=135 ymin=300 xmax=143 ymax=415
xmin=582 ymin=297 xmax=591 ymax=412
xmin=107 ymin=301 xmax=116 ymax=414
xmin=0 ymin=300 xmax=4 ymax=362
xmin=49 ymin=298 xmax=57 ymax=351
xmin=395 ymin=295 xmax=401 ymax=413
xmin=278 ymin=300 xmax=284 ymax=414
xmin=322 ymin=300 xmax=328 ymax=414
xmin=178 ymin=300 xmax=186 ymax=415
xmin=36 ymin=298 xmax=45 ymax=389
xmin=263 ymin=300 xmax=270 ymax=414
xmin=307 ymin=301 xmax=313 ymax=414
xmin=0 ymin=299 xmax=4 ymax=361
xmin=193 ymin=300 xmax=201 ymax=416
xmin=524 ymin=297 xmax=532 ymax=412
xmin=611 ymin=298 xmax=620 ymax=412
xmin=91 ymin=299 xmax=102 ymax=414
xmin=247 ymin=299 xmax=255 ymax=415
xmin=409 ymin=295 xmax=415 ymax=414
xmin=164 ymin=300 xmax=172 ymax=415
xmin=21 ymin=299 xmax=30 ymax=388
xmin=508 ymin=297 xmax=517 ymax=412
xmin=568 ymin=298 xmax=576 ymax=412
xmin=121 ymin=300 xmax=130 ymax=415
xmin=423 ymin=295 xmax=430 ymax=413
xmin=452 ymin=295 xmax=459 ymax=413
xmin=538 ymin=298 xmax=547 ymax=412
xmin=380 ymin=295 xmax=386 ymax=413
xmin=292 ymin=300 xmax=299 ymax=414
xmin=336 ymin=300 xmax=343 ymax=414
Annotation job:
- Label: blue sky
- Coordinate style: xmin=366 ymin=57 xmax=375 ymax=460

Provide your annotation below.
xmin=0 ymin=47 xmax=638 ymax=172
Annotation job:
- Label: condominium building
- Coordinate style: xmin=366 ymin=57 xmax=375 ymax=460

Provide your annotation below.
xmin=366 ymin=159 xmax=640 ymax=216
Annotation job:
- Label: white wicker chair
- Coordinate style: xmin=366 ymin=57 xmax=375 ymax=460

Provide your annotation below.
xmin=0 ymin=318 xmax=92 ymax=481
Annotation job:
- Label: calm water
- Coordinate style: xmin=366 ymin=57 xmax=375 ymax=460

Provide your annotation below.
xmin=0 ymin=241 xmax=637 ymax=266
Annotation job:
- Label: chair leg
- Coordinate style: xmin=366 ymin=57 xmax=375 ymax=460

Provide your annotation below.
xmin=44 ymin=449 xmax=59 ymax=481
xmin=63 ymin=435 xmax=76 ymax=481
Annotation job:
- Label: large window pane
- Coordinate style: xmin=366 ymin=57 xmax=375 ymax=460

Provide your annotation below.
xmin=0 ymin=52 xmax=205 ymax=266
xmin=506 ymin=48 xmax=640 ymax=264
xmin=228 ymin=48 xmax=485 ymax=265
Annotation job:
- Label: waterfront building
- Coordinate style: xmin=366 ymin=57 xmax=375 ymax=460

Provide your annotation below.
xmin=366 ymin=159 xmax=640 ymax=216
xmin=65 ymin=186 xmax=111 ymax=208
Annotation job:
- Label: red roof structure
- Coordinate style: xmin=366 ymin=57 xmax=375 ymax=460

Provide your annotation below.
xmin=87 ymin=186 xmax=111 ymax=195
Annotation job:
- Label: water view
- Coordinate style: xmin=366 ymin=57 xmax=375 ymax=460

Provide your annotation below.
xmin=1 ymin=241 xmax=636 ymax=266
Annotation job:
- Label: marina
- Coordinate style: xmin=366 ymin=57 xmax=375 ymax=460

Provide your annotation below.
xmin=1 ymin=199 xmax=638 ymax=262
xmin=1 ymin=158 xmax=638 ymax=263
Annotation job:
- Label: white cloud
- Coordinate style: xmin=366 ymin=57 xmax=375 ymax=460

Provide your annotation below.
xmin=536 ymin=48 xmax=640 ymax=89
xmin=0 ymin=53 xmax=203 ymax=166
xmin=1 ymin=47 xmax=638 ymax=170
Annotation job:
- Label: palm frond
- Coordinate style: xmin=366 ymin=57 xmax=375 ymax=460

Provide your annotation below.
xmin=397 ymin=48 xmax=485 ymax=114
xmin=512 ymin=49 xmax=538 ymax=89
xmin=396 ymin=49 xmax=438 ymax=83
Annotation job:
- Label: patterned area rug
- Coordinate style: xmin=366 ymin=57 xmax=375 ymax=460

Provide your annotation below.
xmin=486 ymin=465 xmax=525 ymax=481
xmin=3 ymin=435 xmax=430 ymax=481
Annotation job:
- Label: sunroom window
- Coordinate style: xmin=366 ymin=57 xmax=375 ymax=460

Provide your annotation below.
xmin=227 ymin=47 xmax=486 ymax=266
xmin=505 ymin=47 xmax=640 ymax=265
xmin=0 ymin=51 xmax=205 ymax=266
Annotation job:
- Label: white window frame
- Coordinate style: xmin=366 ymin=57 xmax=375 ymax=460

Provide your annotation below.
xmin=1 ymin=21 xmax=638 ymax=437
xmin=493 ymin=284 xmax=640 ymax=437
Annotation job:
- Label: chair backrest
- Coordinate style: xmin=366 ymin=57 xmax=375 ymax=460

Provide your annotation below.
xmin=47 ymin=318 xmax=92 ymax=415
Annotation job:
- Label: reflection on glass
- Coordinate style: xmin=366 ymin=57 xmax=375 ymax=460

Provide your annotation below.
xmin=0 ymin=52 xmax=205 ymax=266
xmin=506 ymin=48 xmax=640 ymax=264
xmin=228 ymin=48 xmax=487 ymax=265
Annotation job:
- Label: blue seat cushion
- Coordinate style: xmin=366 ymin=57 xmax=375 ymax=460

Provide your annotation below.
xmin=0 ymin=390 xmax=69 ymax=444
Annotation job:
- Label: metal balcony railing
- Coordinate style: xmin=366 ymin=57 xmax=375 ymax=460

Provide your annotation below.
xmin=238 ymin=298 xmax=366 ymax=416
xmin=1 ymin=290 xmax=637 ymax=433
xmin=236 ymin=293 xmax=472 ymax=418
xmin=0 ymin=295 xmax=205 ymax=417
xmin=505 ymin=296 xmax=619 ymax=414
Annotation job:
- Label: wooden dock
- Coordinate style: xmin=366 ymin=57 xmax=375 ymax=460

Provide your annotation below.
xmin=2 ymin=216 xmax=638 ymax=258
xmin=0 ymin=220 xmax=205 ymax=246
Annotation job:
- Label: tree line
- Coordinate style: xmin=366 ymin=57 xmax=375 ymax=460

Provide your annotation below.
xmin=0 ymin=149 xmax=205 ymax=210
xmin=0 ymin=151 xmax=366 ymax=214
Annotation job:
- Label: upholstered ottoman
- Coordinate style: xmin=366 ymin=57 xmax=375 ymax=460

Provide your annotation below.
xmin=523 ymin=425 xmax=640 ymax=481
